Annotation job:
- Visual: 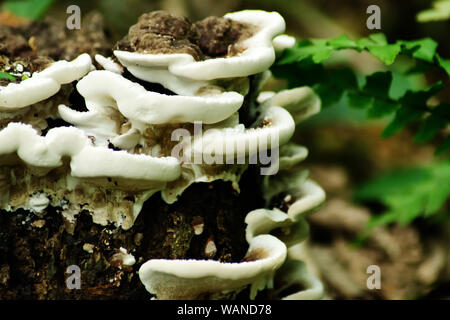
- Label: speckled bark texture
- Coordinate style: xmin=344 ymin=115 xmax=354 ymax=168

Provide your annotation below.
xmin=0 ymin=168 xmax=264 ymax=299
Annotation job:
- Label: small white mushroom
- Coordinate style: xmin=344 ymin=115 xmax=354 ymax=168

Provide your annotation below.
xmin=138 ymin=234 xmax=287 ymax=300
xmin=83 ymin=243 xmax=95 ymax=254
xmin=114 ymin=10 xmax=286 ymax=81
xmin=204 ymin=237 xmax=217 ymax=258
xmin=192 ymin=216 xmax=205 ymax=235
xmin=0 ymin=54 xmax=93 ymax=110
xmin=110 ymin=247 xmax=136 ymax=267
xmin=28 ymin=192 xmax=50 ymax=213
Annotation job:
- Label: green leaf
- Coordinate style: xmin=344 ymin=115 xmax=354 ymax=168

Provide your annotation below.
xmin=382 ymin=106 xmax=424 ymax=137
xmin=313 ymin=83 xmax=344 ymax=108
xmin=347 ymin=91 xmax=373 ymax=109
xmin=400 ymin=38 xmax=438 ymax=62
xmin=398 ymin=81 xmax=444 ymax=107
xmin=356 ymin=34 xmax=402 ymax=65
xmin=363 ymin=72 xmax=392 ymax=97
xmin=3 ymin=0 xmax=55 ymax=20
xmin=414 ymin=107 xmax=449 ymax=142
xmin=437 ymin=54 xmax=450 ymax=76
xmin=278 ymin=40 xmax=333 ymax=65
xmin=328 ymin=35 xmax=357 ymax=49
xmin=436 ymin=135 xmax=450 ymax=154
xmin=0 ymin=72 xmax=16 ymax=82
xmin=425 ymin=162 xmax=450 ymax=214
xmin=366 ymin=43 xmax=402 ymax=65
xmin=367 ymin=98 xmax=399 ymax=118
xmin=369 ymin=33 xmax=388 ymax=45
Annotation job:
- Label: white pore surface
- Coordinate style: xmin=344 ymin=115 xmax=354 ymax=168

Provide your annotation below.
xmin=0 ymin=54 xmax=93 ymax=110
xmin=138 ymin=234 xmax=287 ymax=299
xmin=67 ymin=70 xmax=243 ymax=124
xmin=114 ymin=10 xmax=286 ymax=80
xmin=0 ymin=122 xmax=181 ymax=182
xmin=123 ymin=65 xmax=209 ymax=96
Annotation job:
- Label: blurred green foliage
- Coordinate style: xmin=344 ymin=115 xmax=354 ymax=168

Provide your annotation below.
xmin=3 ymin=0 xmax=55 ymax=20
xmin=355 ymin=160 xmax=450 ymax=229
xmin=417 ymin=0 xmax=450 ymax=22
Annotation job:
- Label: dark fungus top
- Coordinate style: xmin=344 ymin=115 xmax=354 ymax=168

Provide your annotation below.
xmin=115 ymin=11 xmax=255 ymax=61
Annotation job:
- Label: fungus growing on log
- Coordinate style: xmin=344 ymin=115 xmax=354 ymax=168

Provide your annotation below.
xmin=0 ymin=9 xmax=325 ymax=300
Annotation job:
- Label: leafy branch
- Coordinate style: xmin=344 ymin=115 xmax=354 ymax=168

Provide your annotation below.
xmin=271 ymin=33 xmax=450 ymax=154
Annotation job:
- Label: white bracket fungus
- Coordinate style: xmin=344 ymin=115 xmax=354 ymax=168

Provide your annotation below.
xmin=0 ymin=54 xmax=93 ymax=110
xmin=138 ymin=234 xmax=287 ymax=300
xmin=61 ymin=70 xmax=244 ymax=125
xmin=0 ymin=122 xmax=181 ymax=182
xmin=257 ymin=86 xmax=321 ymax=124
xmin=275 ymin=259 xmax=324 ymax=300
xmin=185 ymin=106 xmax=295 ymax=161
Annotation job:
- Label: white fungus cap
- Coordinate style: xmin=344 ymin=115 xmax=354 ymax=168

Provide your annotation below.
xmin=185 ymin=106 xmax=295 ymax=160
xmin=286 ymin=179 xmax=326 ymax=219
xmin=0 ymin=54 xmax=93 ymax=110
xmin=114 ymin=10 xmax=286 ymax=81
xmin=272 ymin=34 xmax=296 ymax=53
xmin=258 ymin=87 xmax=321 ymax=124
xmin=278 ymin=143 xmax=309 ymax=170
xmin=95 ymin=54 xmax=124 ymax=74
xmin=0 ymin=122 xmax=181 ymax=182
xmin=245 ymin=208 xmax=291 ymax=243
xmin=276 ymin=258 xmax=324 ymax=300
xmin=138 ymin=234 xmax=287 ymax=300
xmin=63 ymin=70 xmax=244 ymax=125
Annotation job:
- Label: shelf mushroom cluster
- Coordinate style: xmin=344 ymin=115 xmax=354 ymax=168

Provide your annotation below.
xmin=0 ymin=9 xmax=325 ymax=299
